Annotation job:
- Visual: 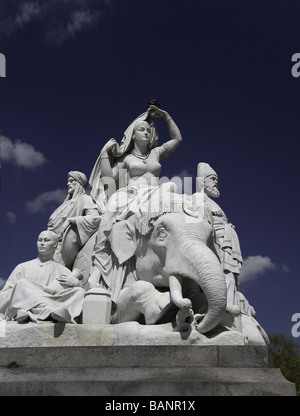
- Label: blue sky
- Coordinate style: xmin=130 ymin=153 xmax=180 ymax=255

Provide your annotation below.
xmin=0 ymin=0 xmax=300 ymax=342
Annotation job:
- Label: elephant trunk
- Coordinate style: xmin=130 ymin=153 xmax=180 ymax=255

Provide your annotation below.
xmin=193 ymin=245 xmax=227 ymax=333
xmin=165 ymin=239 xmax=227 ymax=334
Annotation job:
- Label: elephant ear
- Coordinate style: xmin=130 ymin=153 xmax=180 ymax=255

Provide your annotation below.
xmin=109 ymin=217 xmax=137 ymax=264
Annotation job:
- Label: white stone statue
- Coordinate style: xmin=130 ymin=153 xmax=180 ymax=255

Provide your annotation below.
xmin=77 ymin=107 xmax=239 ymax=333
xmin=108 ymin=211 xmax=227 ymax=333
xmin=88 ymin=104 xmax=183 ymax=295
xmin=47 ymin=170 xmax=101 ymax=272
xmin=190 ymin=162 xmax=244 ymax=332
xmin=0 ymin=103 xmax=271 ymax=348
xmin=0 ymin=230 xmax=85 ymax=323
xmin=193 ymin=163 xmax=243 ymax=318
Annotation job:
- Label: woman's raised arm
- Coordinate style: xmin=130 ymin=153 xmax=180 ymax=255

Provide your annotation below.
xmin=149 ymin=105 xmax=182 ymax=159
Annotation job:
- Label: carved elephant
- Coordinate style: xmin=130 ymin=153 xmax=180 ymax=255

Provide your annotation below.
xmin=109 ymin=212 xmax=228 ymax=334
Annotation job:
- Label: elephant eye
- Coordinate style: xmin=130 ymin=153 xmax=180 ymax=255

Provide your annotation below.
xmin=156 ymin=227 xmax=167 ymax=241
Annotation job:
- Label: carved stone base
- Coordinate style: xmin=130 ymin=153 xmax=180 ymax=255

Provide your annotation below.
xmin=82 ymin=288 xmax=112 ymax=324
xmin=0 ymin=322 xmax=296 ymax=396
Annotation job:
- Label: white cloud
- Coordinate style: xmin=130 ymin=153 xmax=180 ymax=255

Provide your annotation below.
xmin=0 ymin=0 xmax=114 ymax=43
xmin=6 ymin=211 xmax=16 ymax=224
xmin=239 ymin=255 xmax=277 ymax=283
xmin=47 ymin=8 xmax=100 ymax=44
xmin=16 ymin=1 xmax=41 ymax=27
xmin=25 ymin=189 xmax=66 ymax=213
xmin=0 ymin=1 xmax=42 ymax=36
xmin=281 ymin=264 xmax=290 ymax=273
xmin=1 ymin=135 xmax=47 ymax=169
xmin=69 ymin=9 xmax=96 ymax=35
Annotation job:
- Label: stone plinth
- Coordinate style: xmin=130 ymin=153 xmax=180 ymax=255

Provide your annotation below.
xmin=82 ymin=288 xmax=112 ymax=324
xmin=0 ymin=322 xmax=296 ymax=396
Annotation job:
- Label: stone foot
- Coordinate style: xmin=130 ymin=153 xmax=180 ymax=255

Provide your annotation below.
xmin=51 ymin=307 xmax=72 ymax=323
xmin=16 ymin=309 xmax=30 ymax=324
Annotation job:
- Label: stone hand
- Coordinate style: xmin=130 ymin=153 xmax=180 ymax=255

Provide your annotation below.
xmin=62 ymin=217 xmax=76 ymax=232
xmin=148 ymin=105 xmax=167 ymax=119
xmin=88 ymin=268 xmax=101 ymax=288
xmin=101 ymin=138 xmax=117 ymax=154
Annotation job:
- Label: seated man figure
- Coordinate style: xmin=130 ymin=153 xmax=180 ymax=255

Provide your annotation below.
xmin=0 ymin=230 xmax=85 ymax=323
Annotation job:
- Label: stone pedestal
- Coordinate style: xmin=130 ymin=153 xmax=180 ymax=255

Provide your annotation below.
xmin=82 ymin=287 xmax=111 ymax=324
xmin=0 ymin=322 xmax=296 ymax=396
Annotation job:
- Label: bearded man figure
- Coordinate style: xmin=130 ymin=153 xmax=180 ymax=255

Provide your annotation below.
xmin=193 ymin=163 xmax=243 ymax=329
xmin=47 ymin=171 xmax=101 ymax=272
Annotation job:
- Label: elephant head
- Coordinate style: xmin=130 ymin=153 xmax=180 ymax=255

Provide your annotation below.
xmin=109 ymin=212 xmax=227 ymax=334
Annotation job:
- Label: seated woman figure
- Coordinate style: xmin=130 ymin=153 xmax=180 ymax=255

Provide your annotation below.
xmin=88 ymin=104 xmax=183 ymax=303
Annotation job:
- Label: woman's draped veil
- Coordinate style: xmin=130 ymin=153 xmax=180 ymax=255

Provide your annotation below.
xmin=89 ymin=110 xmax=159 ymax=208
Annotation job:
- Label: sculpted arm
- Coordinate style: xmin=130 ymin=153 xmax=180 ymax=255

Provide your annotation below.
xmin=61 ymin=196 xmax=102 ymax=245
xmin=1 ymin=264 xmax=23 ymax=291
xmin=149 ymin=105 xmax=183 ymax=159
xmin=97 ymin=139 xmax=125 ymax=181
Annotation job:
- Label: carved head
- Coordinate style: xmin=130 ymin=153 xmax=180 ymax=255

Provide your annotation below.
xmin=67 ymin=171 xmax=87 ymax=198
xmin=197 ymin=162 xmax=220 ymax=199
xmin=119 ymin=111 xmax=159 ymax=154
xmin=37 ymin=230 xmax=59 ymax=258
xmin=132 ymin=121 xmax=151 ymax=148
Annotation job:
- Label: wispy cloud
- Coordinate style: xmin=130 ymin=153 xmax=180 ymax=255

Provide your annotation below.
xmin=0 ymin=1 xmax=42 ymax=35
xmin=0 ymin=0 xmax=114 ymax=43
xmin=16 ymin=1 xmax=41 ymax=28
xmin=1 ymin=135 xmax=47 ymax=169
xmin=239 ymin=255 xmax=286 ymax=283
xmin=25 ymin=189 xmax=66 ymax=213
xmin=46 ymin=8 xmax=100 ymax=44
xmin=6 ymin=211 xmax=17 ymax=224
